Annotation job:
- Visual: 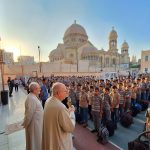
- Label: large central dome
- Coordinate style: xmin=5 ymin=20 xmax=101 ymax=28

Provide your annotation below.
xmin=64 ymin=21 xmax=88 ymax=38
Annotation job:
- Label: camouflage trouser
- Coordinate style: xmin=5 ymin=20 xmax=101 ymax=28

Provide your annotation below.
xmin=124 ymin=100 xmax=131 ymax=112
xmin=102 ymin=109 xmax=111 ymax=126
xmin=92 ymin=111 xmax=101 ymax=131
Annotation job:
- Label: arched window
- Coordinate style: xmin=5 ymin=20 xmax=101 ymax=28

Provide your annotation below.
xmin=112 ymin=58 xmax=116 ymax=65
xmin=106 ymin=58 xmax=109 ymax=66
xmin=99 ymin=56 xmax=103 ymax=63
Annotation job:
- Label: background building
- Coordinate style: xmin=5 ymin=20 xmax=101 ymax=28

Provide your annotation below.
xmin=141 ymin=50 xmax=150 ymax=73
xmin=3 ymin=51 xmax=14 ymax=64
xmin=49 ymin=21 xmax=130 ymax=72
xmin=18 ymin=56 xmax=34 ymax=65
xmin=0 ymin=49 xmax=14 ymax=64
xmin=131 ymin=55 xmax=137 ymax=64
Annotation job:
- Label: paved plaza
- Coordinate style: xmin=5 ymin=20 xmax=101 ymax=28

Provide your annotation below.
xmin=0 ymin=87 xmax=26 ymax=150
xmin=0 ymin=86 xmax=147 ymax=150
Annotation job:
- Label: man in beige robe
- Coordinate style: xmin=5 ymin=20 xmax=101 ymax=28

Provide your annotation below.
xmin=22 ymin=82 xmax=43 ymax=150
xmin=42 ymin=82 xmax=75 ymax=150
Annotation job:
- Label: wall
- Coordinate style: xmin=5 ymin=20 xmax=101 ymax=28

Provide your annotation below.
xmin=141 ymin=50 xmax=150 ymax=73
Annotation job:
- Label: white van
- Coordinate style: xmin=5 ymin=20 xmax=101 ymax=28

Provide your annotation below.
xmin=95 ymin=72 xmax=118 ymax=81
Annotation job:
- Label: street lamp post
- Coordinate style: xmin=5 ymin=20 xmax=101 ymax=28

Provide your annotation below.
xmin=38 ymin=46 xmax=41 ymax=73
xmin=76 ymin=48 xmax=78 ymax=72
xmin=100 ymin=56 xmax=103 ymax=72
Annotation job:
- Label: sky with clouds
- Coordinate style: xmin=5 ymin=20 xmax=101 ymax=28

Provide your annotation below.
xmin=0 ymin=0 xmax=150 ymax=62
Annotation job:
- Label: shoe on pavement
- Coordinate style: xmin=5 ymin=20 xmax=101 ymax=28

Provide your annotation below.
xmin=82 ymin=123 xmax=88 ymax=128
xmin=91 ymin=129 xmax=97 ymax=133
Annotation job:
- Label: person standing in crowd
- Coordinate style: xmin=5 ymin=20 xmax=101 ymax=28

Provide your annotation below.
xmin=100 ymin=79 xmax=105 ymax=88
xmin=105 ymin=80 xmax=112 ymax=88
xmin=91 ymin=87 xmax=103 ymax=133
xmin=141 ymin=78 xmax=147 ymax=100
xmin=79 ymin=86 xmax=89 ymax=127
xmin=69 ymin=84 xmax=77 ymax=109
xmin=7 ymin=77 xmax=14 ymax=97
xmin=40 ymin=78 xmax=49 ymax=108
xmin=22 ymin=82 xmax=43 ymax=150
xmin=110 ymin=86 xmax=120 ymax=125
xmin=88 ymin=86 xmax=94 ymax=120
xmin=75 ymin=84 xmax=82 ymax=114
xmin=136 ymin=78 xmax=141 ymax=103
xmin=146 ymin=79 xmax=150 ymax=101
xmin=118 ymin=83 xmax=125 ymax=119
xmin=124 ymin=84 xmax=132 ymax=112
xmin=42 ymin=82 xmax=75 ymax=150
xmin=102 ymin=87 xmax=112 ymax=125
xmin=99 ymin=85 xmax=104 ymax=95
xmin=14 ymin=78 xmax=19 ymax=92
xmin=131 ymin=83 xmax=137 ymax=107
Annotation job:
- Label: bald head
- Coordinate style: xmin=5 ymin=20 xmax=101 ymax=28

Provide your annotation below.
xmin=52 ymin=82 xmax=65 ymax=95
xmin=52 ymin=82 xmax=68 ymax=101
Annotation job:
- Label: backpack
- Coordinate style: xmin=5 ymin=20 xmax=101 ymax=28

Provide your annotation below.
xmin=106 ymin=120 xmax=115 ymax=136
xmin=134 ymin=103 xmax=142 ymax=112
xmin=131 ymin=103 xmax=142 ymax=117
xmin=140 ymin=100 xmax=149 ymax=111
xmin=97 ymin=126 xmax=109 ymax=145
xmin=120 ymin=112 xmax=133 ymax=128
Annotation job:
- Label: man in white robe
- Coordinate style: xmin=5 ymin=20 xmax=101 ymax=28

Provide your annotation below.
xmin=42 ymin=82 xmax=75 ymax=150
xmin=22 ymin=82 xmax=43 ymax=150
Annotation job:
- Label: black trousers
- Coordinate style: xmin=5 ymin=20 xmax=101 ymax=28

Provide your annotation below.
xmin=42 ymin=100 xmax=46 ymax=109
xmin=15 ymin=85 xmax=18 ymax=91
xmin=9 ymin=86 xmax=13 ymax=96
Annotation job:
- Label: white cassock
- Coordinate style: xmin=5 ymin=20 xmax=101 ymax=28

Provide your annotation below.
xmin=22 ymin=93 xmax=43 ymax=150
xmin=42 ymin=96 xmax=75 ymax=150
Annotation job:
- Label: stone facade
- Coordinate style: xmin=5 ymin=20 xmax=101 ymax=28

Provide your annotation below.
xmin=49 ymin=21 xmax=130 ymax=71
xmin=141 ymin=50 xmax=150 ymax=73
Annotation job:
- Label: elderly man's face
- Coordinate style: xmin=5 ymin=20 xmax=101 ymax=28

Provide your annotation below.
xmin=34 ymin=85 xmax=41 ymax=96
xmin=59 ymin=85 xmax=68 ymax=101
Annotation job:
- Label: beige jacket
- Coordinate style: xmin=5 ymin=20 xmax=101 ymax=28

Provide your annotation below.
xmin=42 ymin=97 xmax=75 ymax=150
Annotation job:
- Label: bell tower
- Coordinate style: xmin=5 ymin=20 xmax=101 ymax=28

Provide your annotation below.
xmin=109 ymin=27 xmax=118 ymax=52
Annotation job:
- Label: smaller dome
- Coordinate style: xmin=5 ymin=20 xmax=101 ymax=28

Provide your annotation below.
xmin=109 ymin=27 xmax=118 ymax=40
xmin=80 ymin=42 xmax=98 ymax=57
xmin=122 ymin=40 xmax=129 ymax=49
xmin=49 ymin=49 xmax=64 ymax=58
xmin=49 ymin=44 xmax=65 ymax=58
xmin=49 ymin=49 xmax=56 ymax=57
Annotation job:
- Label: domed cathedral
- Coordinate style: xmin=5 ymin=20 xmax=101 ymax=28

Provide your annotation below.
xmin=49 ymin=21 xmax=130 ymax=71
xmin=49 ymin=20 xmax=88 ymax=64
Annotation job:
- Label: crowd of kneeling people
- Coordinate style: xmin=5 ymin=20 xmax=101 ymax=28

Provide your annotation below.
xmin=26 ymin=74 xmax=150 ymax=144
